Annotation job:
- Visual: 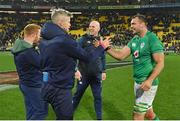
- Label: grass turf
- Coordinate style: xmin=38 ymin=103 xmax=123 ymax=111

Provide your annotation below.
xmin=0 ymin=52 xmax=180 ymax=119
xmin=0 ymin=52 xmax=16 ymax=72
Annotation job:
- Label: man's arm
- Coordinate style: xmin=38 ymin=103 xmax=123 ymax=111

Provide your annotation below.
xmin=140 ymin=52 xmax=164 ymax=91
xmin=100 ymin=38 xmax=131 ymax=61
xmin=74 ymin=37 xmax=83 ymax=81
xmin=106 ymin=46 xmax=131 ymax=61
xmin=26 ymin=50 xmax=41 ymax=68
xmin=65 ymin=38 xmax=104 ymax=63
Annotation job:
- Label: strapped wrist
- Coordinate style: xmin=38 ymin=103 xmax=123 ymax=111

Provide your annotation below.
xmin=105 ymin=46 xmax=111 ymax=51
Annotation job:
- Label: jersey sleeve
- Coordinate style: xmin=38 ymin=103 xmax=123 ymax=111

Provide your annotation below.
xmin=127 ymin=37 xmax=137 ymax=55
xmin=127 ymin=39 xmax=132 ymax=49
xmin=149 ymin=33 xmax=164 ymax=54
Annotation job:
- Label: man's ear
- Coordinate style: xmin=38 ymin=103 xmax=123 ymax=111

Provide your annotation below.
xmin=58 ymin=20 xmax=63 ymax=28
xmin=139 ymin=23 xmax=144 ymax=29
xmin=97 ymin=27 xmax=100 ymax=32
xmin=141 ymin=22 xmax=146 ymax=27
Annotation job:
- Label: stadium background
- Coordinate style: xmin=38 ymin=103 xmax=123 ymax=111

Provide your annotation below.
xmin=0 ymin=0 xmax=180 ymax=119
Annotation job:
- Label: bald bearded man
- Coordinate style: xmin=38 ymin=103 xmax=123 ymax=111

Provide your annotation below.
xmin=73 ymin=20 xmax=106 ymax=120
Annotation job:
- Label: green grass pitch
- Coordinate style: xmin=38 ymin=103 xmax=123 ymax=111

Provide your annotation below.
xmin=0 ymin=52 xmax=180 ymax=119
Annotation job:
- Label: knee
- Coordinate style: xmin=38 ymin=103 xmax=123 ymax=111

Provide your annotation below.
xmin=145 ymin=110 xmax=155 ymax=120
xmin=93 ymin=90 xmax=101 ymax=100
xmin=133 ymin=112 xmax=145 ymax=120
xmin=93 ymin=94 xmax=101 ymax=101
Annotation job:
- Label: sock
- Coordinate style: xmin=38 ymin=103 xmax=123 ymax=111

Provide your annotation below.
xmin=153 ymin=115 xmax=160 ymax=120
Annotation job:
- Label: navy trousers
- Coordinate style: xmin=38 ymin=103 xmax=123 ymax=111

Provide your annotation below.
xmin=20 ymin=84 xmax=48 ymax=120
xmin=73 ymin=75 xmax=102 ymax=119
xmin=42 ymin=83 xmax=73 ymax=120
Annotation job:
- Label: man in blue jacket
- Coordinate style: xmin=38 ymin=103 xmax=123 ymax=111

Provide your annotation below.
xmin=12 ymin=24 xmax=48 ymax=120
xmin=40 ymin=8 xmax=107 ymax=120
xmin=73 ymin=21 xmax=106 ymax=120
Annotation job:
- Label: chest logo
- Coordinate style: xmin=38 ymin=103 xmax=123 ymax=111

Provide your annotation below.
xmin=140 ymin=42 xmax=145 ymax=49
xmin=132 ymin=43 xmax=136 ymax=47
xmin=134 ymin=50 xmax=139 ymax=58
xmin=87 ymin=41 xmax=91 ymax=44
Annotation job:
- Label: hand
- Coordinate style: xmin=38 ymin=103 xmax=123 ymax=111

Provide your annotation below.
xmin=93 ymin=40 xmax=100 ymax=47
xmin=100 ymin=37 xmax=111 ymax=49
xmin=140 ymin=80 xmax=152 ymax=91
xmin=75 ymin=70 xmax=82 ymax=81
xmin=101 ymin=72 xmax=106 ymax=81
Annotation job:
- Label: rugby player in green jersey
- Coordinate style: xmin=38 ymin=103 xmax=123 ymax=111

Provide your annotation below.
xmin=101 ymin=14 xmax=164 ymax=120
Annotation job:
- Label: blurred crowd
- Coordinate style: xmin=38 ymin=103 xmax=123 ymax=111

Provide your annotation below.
xmin=1 ymin=0 xmax=179 ymax=6
xmin=0 ymin=12 xmax=179 ymax=53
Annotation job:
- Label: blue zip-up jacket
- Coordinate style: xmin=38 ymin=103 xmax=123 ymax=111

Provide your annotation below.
xmin=40 ymin=22 xmax=104 ymax=89
xmin=78 ymin=34 xmax=106 ymax=76
xmin=12 ymin=39 xmax=42 ymax=88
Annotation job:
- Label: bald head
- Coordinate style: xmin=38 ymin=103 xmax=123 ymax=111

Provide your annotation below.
xmin=88 ymin=21 xmax=100 ymax=36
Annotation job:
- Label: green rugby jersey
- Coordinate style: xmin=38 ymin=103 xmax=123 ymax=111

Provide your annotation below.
xmin=127 ymin=31 xmax=164 ymax=85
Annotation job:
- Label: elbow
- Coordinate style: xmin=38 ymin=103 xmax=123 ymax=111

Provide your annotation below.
xmin=161 ymin=62 xmax=164 ymax=70
xmin=118 ymin=54 xmax=125 ymax=61
xmin=121 ymin=56 xmax=126 ymax=61
xmin=158 ymin=61 xmax=164 ymax=70
xmin=114 ymin=58 xmax=121 ymax=61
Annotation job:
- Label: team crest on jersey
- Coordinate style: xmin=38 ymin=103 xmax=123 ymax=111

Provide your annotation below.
xmin=132 ymin=43 xmax=136 ymax=47
xmin=140 ymin=42 xmax=145 ymax=49
xmin=87 ymin=41 xmax=91 ymax=44
xmin=134 ymin=50 xmax=139 ymax=58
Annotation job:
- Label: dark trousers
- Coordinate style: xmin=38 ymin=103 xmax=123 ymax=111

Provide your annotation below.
xmin=42 ymin=83 xmax=73 ymax=120
xmin=20 ymin=84 xmax=48 ymax=120
xmin=73 ymin=75 xmax=102 ymax=119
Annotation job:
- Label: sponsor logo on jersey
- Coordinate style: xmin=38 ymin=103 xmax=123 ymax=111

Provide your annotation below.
xmin=140 ymin=42 xmax=145 ymax=49
xmin=134 ymin=50 xmax=139 ymax=58
xmin=132 ymin=43 xmax=136 ymax=47
xmin=87 ymin=41 xmax=91 ymax=44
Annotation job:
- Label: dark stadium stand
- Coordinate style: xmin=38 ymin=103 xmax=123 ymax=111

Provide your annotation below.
xmin=0 ymin=0 xmax=180 ymax=6
xmin=0 ymin=0 xmax=179 ymax=52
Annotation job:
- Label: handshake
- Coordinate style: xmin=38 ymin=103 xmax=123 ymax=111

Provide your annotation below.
xmin=93 ymin=36 xmax=112 ymax=51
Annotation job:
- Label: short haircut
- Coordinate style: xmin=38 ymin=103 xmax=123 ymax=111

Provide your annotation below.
xmin=132 ymin=14 xmax=147 ymax=24
xmin=89 ymin=20 xmax=100 ymax=28
xmin=23 ymin=24 xmax=41 ymax=36
xmin=51 ymin=8 xmax=73 ymax=24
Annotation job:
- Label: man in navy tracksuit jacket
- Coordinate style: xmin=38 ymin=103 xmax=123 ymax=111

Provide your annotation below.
xmin=12 ymin=24 xmax=48 ymax=120
xmin=39 ymin=8 xmax=106 ymax=120
xmin=73 ymin=21 xmax=106 ymax=120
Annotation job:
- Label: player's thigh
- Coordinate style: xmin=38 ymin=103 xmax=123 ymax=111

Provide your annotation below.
xmin=134 ymin=83 xmax=158 ymax=114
